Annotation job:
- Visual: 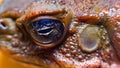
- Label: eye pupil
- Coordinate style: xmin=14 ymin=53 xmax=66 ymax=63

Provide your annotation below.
xmin=29 ymin=19 xmax=64 ymax=44
xmin=37 ymin=27 xmax=53 ymax=34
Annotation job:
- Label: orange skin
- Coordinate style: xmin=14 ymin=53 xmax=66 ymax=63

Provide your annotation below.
xmin=0 ymin=0 xmax=120 ymax=68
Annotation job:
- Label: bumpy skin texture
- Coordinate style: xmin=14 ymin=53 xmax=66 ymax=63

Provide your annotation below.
xmin=0 ymin=0 xmax=120 ymax=68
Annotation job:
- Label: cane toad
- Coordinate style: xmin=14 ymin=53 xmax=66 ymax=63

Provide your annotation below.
xmin=0 ymin=0 xmax=120 ymax=68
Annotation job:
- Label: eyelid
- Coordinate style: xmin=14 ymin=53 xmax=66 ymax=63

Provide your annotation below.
xmin=26 ymin=9 xmax=66 ymax=19
xmin=31 ymin=16 xmax=58 ymax=22
xmin=16 ymin=8 xmax=67 ymax=23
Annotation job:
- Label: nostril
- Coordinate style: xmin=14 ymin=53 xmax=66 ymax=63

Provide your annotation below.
xmin=0 ymin=18 xmax=16 ymax=34
xmin=0 ymin=21 xmax=8 ymax=30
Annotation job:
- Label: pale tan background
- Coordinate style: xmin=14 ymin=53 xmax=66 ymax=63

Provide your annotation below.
xmin=0 ymin=0 xmax=2 ymax=4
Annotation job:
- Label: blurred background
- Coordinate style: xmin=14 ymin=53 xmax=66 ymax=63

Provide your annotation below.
xmin=0 ymin=51 xmax=38 ymax=68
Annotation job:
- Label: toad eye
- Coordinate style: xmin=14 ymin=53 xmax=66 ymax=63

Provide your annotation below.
xmin=28 ymin=19 xmax=65 ymax=48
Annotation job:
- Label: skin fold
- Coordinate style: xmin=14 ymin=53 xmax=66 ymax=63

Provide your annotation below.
xmin=0 ymin=0 xmax=120 ymax=68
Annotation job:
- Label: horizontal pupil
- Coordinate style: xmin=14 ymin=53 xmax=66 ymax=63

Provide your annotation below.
xmin=37 ymin=27 xmax=53 ymax=34
xmin=31 ymin=19 xmax=57 ymax=29
xmin=31 ymin=19 xmax=57 ymax=34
